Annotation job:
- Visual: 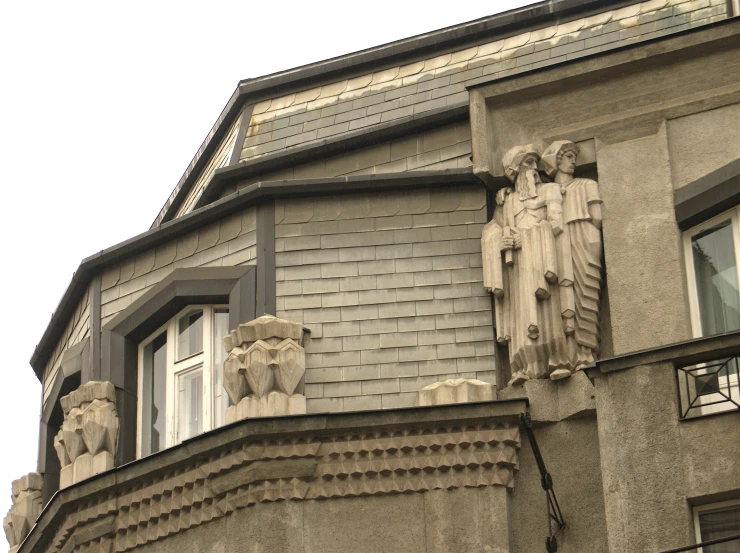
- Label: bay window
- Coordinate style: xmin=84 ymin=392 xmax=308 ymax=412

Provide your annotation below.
xmin=137 ymin=305 xmax=230 ymax=457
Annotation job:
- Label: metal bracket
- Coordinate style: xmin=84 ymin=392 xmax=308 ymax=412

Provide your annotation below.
xmin=520 ymin=413 xmax=566 ymax=552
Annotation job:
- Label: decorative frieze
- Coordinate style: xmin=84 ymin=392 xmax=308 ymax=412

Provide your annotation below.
xmin=54 ymin=381 xmax=119 ymax=489
xmin=37 ymin=417 xmax=520 ymax=553
xmin=223 ymin=315 xmax=307 ymax=421
xmin=3 ymin=473 xmax=43 ymax=553
xmin=481 ymin=141 xmax=603 ymax=385
xmin=417 ymin=378 xmax=496 ymax=406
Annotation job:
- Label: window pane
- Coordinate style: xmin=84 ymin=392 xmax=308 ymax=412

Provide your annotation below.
xmin=177 ymin=367 xmax=203 ymax=442
xmin=692 ymin=219 xmax=740 ymax=337
xmin=212 ymin=309 xmax=230 ymax=428
xmin=142 ymin=333 xmax=167 ymax=455
xmin=699 ymin=505 xmax=740 ymax=553
xmin=177 ymin=309 xmax=203 ymax=360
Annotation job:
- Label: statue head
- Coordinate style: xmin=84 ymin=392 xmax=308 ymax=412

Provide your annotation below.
xmin=541 ymin=140 xmax=579 ymax=178
xmin=502 ymin=144 xmax=541 ymax=199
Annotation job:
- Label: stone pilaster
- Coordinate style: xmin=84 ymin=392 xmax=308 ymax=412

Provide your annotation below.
xmin=53 ymin=381 xmax=119 ymax=489
xmin=3 ymin=473 xmax=43 ymax=553
xmin=222 ymin=314 xmax=307 ymax=421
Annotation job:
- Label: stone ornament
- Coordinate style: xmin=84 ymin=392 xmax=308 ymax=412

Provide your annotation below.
xmin=481 ymin=141 xmax=603 ymax=385
xmin=37 ymin=422 xmax=519 ymax=553
xmin=416 ymin=378 xmax=496 ymax=406
xmin=223 ymin=315 xmax=307 ymax=421
xmin=3 ymin=473 xmax=43 ymax=553
xmin=54 ymin=381 xmax=119 ymax=489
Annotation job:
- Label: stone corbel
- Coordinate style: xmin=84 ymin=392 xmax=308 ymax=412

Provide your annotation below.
xmin=222 ymin=315 xmax=307 ymax=422
xmin=3 ymin=473 xmax=43 ymax=553
xmin=53 ymin=381 xmax=119 ymax=489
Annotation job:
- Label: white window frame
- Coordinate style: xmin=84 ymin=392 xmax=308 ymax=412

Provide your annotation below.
xmin=136 ymin=304 xmax=228 ymax=458
xmin=683 ymin=206 xmax=740 ymax=415
xmin=693 ymin=498 xmax=740 ymax=553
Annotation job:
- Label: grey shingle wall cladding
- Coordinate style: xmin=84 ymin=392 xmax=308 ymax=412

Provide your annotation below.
xmin=100 ymin=208 xmax=258 ymax=327
xmin=222 ymin=123 xmax=472 ymax=200
xmin=43 ymin=286 xmax=91 ymax=406
xmin=274 ymin=186 xmax=495 ymax=412
xmin=238 ymin=0 xmax=728 ymax=164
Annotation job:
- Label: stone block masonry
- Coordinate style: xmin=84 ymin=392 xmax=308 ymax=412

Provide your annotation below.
xmin=274 ymin=185 xmax=497 ymax=412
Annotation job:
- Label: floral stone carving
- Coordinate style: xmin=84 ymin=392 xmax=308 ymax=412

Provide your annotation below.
xmin=3 ymin=473 xmax=43 ymax=553
xmin=417 ymin=378 xmax=496 ymax=406
xmin=54 ymin=381 xmax=119 ymax=489
xmin=481 ymin=141 xmax=603 ymax=385
xmin=223 ymin=315 xmax=307 ymax=421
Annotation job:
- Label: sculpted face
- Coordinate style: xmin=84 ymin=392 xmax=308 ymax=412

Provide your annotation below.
xmin=519 ymin=154 xmax=539 ymax=174
xmin=558 ymin=149 xmax=577 ymax=175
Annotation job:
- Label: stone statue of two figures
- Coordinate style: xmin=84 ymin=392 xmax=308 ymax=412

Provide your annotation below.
xmin=481 ymin=141 xmax=604 ymax=386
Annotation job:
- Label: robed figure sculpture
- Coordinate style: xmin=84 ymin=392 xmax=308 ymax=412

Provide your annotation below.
xmin=481 ymin=141 xmax=604 ymax=385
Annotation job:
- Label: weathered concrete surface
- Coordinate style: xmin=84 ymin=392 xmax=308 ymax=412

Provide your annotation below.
xmin=498 ymin=370 xmax=596 ymax=422
xmin=510 ymin=416 xmax=608 ymax=553
xmin=598 ymin=127 xmax=691 ymax=354
xmin=668 ymin=102 xmax=740 ymax=190
xmin=594 ymin=362 xmax=692 ymax=553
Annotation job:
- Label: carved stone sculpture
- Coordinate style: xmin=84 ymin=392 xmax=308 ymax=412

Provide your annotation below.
xmin=416 ymin=378 xmax=496 ymax=406
xmin=54 ymin=381 xmax=119 ymax=489
xmin=541 ymin=140 xmax=603 ymax=370
xmin=481 ymin=142 xmax=603 ymax=385
xmin=222 ymin=314 xmax=307 ymax=421
xmin=3 ymin=473 xmax=43 ymax=553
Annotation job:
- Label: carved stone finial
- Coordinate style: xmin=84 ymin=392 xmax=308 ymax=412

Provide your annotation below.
xmin=223 ymin=315 xmax=307 ymax=422
xmin=54 ymin=381 xmax=119 ymax=489
xmin=3 ymin=472 xmax=43 ymax=553
xmin=481 ymin=140 xmax=604 ymax=385
xmin=416 ymin=378 xmax=496 ymax=406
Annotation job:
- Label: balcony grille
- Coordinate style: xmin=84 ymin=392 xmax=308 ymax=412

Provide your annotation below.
xmin=677 ymin=355 xmax=740 ymax=420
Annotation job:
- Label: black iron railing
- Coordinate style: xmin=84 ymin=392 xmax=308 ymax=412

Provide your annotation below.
xmin=660 ymin=532 xmax=740 ymax=552
xmin=676 ymin=355 xmax=740 ymax=419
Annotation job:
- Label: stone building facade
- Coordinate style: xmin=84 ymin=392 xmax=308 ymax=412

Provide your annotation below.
xmin=6 ymin=1 xmax=740 ymax=552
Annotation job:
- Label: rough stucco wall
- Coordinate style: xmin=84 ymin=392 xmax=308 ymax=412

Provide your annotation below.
xmin=125 ymin=486 xmax=511 ymax=553
xmin=239 ymin=0 xmax=727 ymax=163
xmin=594 ymin=363 xmax=693 ymax=553
xmin=510 ymin=416 xmax=608 ymax=553
xmin=274 ymin=185 xmax=495 ymax=412
xmin=680 ymin=410 xmax=740 ymax=501
xmin=100 ymin=206 xmax=257 ymax=327
xmin=598 ymin=126 xmax=691 ymax=354
xmin=667 ymin=102 xmax=740 ymax=189
xmin=42 ymin=285 xmax=90 ymax=407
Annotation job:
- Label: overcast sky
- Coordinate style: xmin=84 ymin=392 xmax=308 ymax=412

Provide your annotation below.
xmin=0 ymin=0 xmax=534 ymax=527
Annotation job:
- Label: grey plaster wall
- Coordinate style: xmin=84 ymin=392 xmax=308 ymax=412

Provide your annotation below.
xmin=126 ymin=486 xmax=512 ymax=553
xmin=511 ymin=416 xmax=609 ymax=553
xmin=667 ymin=102 xmax=740 ymax=190
xmin=274 ymin=185 xmax=495 ymax=412
xmin=598 ymin=127 xmax=692 ymax=354
xmin=591 ymin=362 xmax=740 ymax=552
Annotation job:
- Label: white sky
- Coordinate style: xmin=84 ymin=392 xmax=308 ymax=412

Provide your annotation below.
xmin=0 ymin=0 xmax=534 ymax=528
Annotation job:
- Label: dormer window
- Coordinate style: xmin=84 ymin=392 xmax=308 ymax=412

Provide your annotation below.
xmin=137 ymin=305 xmax=230 ymax=457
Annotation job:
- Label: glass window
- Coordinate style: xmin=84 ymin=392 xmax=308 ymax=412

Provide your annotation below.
xmin=137 ymin=305 xmax=228 ymax=457
xmin=684 ymin=207 xmax=740 ymax=414
xmin=694 ymin=500 xmax=740 ymax=552
xmin=177 ymin=309 xmax=203 ymax=360
xmin=691 ymin=219 xmax=740 ymax=336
